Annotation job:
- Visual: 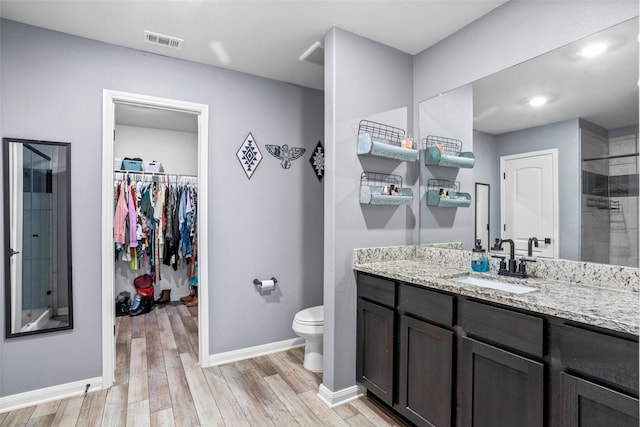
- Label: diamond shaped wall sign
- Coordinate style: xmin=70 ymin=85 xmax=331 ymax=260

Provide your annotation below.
xmin=309 ymin=140 xmax=325 ymax=182
xmin=236 ymin=132 xmax=262 ymax=179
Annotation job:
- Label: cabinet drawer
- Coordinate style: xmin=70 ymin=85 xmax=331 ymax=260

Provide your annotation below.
xmin=558 ymin=324 xmax=639 ymax=394
xmin=460 ymin=299 xmax=543 ymax=358
xmin=357 ymin=273 xmax=396 ymax=308
xmin=398 ymin=283 xmax=453 ymax=327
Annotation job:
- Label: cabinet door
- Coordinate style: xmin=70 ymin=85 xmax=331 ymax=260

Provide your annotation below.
xmin=562 ymin=372 xmax=639 ymax=427
xmin=398 ymin=314 xmax=453 ymax=427
xmin=459 ymin=337 xmax=543 ymax=427
xmin=356 ymin=298 xmax=395 ymax=406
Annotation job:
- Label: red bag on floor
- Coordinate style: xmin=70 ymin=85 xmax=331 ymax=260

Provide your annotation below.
xmin=136 ymin=286 xmax=154 ymax=298
xmin=133 ymin=274 xmax=153 ymax=289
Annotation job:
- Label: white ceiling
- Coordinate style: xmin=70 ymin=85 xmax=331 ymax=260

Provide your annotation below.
xmin=2 ymin=1 xmax=636 ymax=135
xmin=0 ymin=0 xmax=508 ymax=91
xmin=472 ymin=16 xmax=639 ymax=135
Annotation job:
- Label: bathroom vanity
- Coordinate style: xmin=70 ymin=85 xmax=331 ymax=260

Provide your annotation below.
xmin=354 ymin=246 xmax=639 ymax=427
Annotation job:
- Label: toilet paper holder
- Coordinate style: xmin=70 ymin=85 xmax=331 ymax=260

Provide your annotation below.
xmin=253 ymin=277 xmax=278 ymax=290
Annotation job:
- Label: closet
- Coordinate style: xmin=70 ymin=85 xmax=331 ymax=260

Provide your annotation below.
xmin=113 ymin=104 xmax=199 ymax=306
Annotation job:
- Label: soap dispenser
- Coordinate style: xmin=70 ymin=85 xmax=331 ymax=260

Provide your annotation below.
xmin=471 ymin=239 xmax=490 ymax=272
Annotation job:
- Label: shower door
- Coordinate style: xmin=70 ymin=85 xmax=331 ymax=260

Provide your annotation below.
xmin=21 ymin=144 xmax=54 ymax=330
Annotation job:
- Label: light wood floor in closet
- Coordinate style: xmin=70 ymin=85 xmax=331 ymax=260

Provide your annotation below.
xmin=0 ymin=302 xmax=407 ymax=427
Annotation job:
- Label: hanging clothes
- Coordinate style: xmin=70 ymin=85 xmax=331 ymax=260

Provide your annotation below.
xmin=113 ymin=182 xmax=128 ymax=245
xmin=113 ymin=172 xmax=198 ymax=276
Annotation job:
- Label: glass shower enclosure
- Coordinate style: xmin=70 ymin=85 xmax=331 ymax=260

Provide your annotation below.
xmin=581 ymin=129 xmax=639 ymax=267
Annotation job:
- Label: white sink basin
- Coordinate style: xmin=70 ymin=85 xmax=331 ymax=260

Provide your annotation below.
xmin=452 ymin=276 xmax=538 ymax=294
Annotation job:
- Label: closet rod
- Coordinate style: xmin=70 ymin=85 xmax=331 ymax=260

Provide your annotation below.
xmin=114 ymin=170 xmax=197 ymax=178
xmin=583 ymin=152 xmax=639 ymax=162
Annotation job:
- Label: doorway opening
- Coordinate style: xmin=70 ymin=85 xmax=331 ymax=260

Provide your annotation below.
xmin=101 ymin=90 xmax=209 ymax=388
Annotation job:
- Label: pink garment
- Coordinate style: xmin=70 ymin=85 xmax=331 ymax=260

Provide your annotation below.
xmin=113 ymin=182 xmax=128 ymax=244
xmin=128 ymin=183 xmax=138 ymax=248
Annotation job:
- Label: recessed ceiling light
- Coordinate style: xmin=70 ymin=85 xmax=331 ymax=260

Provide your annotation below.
xmin=528 ymin=96 xmax=547 ymax=107
xmin=577 ymin=42 xmax=608 ymax=58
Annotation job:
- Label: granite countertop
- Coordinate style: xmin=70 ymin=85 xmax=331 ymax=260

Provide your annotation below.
xmin=354 ymin=259 xmax=639 ymax=336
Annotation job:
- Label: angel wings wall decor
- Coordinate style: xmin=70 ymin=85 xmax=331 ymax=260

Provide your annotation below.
xmin=265 ymin=144 xmax=306 ymax=169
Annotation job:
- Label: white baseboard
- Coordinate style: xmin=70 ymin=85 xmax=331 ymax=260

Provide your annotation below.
xmin=208 ymin=337 xmax=304 ymax=366
xmin=0 ymin=376 xmax=103 ymax=414
xmin=317 ymin=383 xmax=366 ymax=408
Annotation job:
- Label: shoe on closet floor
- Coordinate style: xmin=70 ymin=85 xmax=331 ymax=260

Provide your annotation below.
xmin=130 ymin=297 xmax=152 ymax=316
xmin=180 ymin=295 xmax=194 ymax=303
xmin=185 ymin=296 xmax=198 ymax=307
xmin=156 ymin=289 xmax=171 ymax=304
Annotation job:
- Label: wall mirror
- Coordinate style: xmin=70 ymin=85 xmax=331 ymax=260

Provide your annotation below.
xmin=4 ymin=138 xmax=73 ymax=337
xmin=419 ymin=17 xmax=639 ymax=267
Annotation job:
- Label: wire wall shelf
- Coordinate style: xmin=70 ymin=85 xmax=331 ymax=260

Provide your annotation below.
xmin=423 ymin=135 xmax=475 ymax=168
xmin=426 ymin=179 xmax=471 ymax=208
xmin=359 ymin=172 xmax=413 ymax=206
xmin=587 ymin=197 xmax=621 ymax=211
xmin=357 ymin=120 xmax=418 ymax=162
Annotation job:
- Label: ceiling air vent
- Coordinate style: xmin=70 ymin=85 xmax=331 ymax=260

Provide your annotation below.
xmin=144 ymin=31 xmax=184 ymax=50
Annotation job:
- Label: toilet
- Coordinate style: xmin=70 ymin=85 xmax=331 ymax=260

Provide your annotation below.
xmin=292 ymin=305 xmax=324 ymax=372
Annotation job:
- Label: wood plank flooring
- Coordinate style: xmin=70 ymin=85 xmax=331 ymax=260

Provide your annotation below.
xmin=1 ymin=302 xmax=408 ymax=426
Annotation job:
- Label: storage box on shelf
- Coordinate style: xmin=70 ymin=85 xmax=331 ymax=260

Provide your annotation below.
xmin=121 ymin=158 xmax=143 ymax=171
xmin=359 ymin=172 xmax=413 ymax=206
xmin=143 ymin=160 xmax=163 ymax=173
xmin=426 ymin=179 xmax=471 ymax=208
xmin=115 ymin=158 xmax=165 ymax=174
xmin=357 ymin=120 xmax=418 ymax=162
xmin=114 ymin=157 xmax=123 ymax=171
xmin=423 ymin=135 xmax=475 ymax=168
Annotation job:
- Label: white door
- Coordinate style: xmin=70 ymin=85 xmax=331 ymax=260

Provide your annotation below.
xmin=501 ymin=149 xmax=558 ymax=258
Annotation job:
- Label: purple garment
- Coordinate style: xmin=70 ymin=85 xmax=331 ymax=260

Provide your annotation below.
xmin=128 ymin=184 xmax=138 ymax=248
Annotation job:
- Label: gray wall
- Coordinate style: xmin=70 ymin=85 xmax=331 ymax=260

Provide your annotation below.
xmin=419 ymin=85 xmax=474 ymax=248
xmin=472 ymin=130 xmax=500 ymax=246
xmin=0 ymin=19 xmax=324 ymax=397
xmin=496 ymin=119 xmax=581 ymax=260
xmin=414 ymin=0 xmax=638 ymax=246
xmin=323 ymin=27 xmax=414 ymax=393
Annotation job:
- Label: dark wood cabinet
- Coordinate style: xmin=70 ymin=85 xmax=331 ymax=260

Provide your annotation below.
xmin=355 ymin=272 xmax=639 ymax=427
xmin=398 ymin=313 xmax=453 ymax=427
xmin=561 ymin=372 xmax=639 ymax=427
xmin=356 ymin=297 xmax=395 ymax=406
xmin=555 ymin=323 xmax=639 ymax=427
xmin=458 ymin=337 xmax=544 ymax=427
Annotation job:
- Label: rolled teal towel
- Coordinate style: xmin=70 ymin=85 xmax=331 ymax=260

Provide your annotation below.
xmin=426 ymin=191 xmax=471 ymax=207
xmin=425 ymin=147 xmax=475 ymax=168
xmin=360 ymin=185 xmax=413 ymax=205
xmin=438 ymin=154 xmax=475 ymax=168
xmin=358 ymin=133 xmax=418 ymax=162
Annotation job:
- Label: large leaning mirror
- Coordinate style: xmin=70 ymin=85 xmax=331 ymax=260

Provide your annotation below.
xmin=419 ymin=17 xmax=639 ymax=267
xmin=4 ymin=138 xmax=73 ymax=337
